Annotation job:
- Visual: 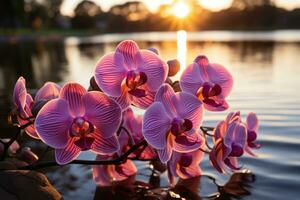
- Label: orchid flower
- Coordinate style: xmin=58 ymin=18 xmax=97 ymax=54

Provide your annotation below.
xmin=210 ymin=112 xmax=247 ymax=173
xmin=122 ymin=108 xmax=157 ymax=159
xmin=143 ymin=84 xmax=204 ymax=163
xmin=245 ymin=112 xmax=260 ymax=156
xmin=94 ymin=40 xmax=168 ymax=110
xmin=35 ymin=83 xmax=121 ymax=164
xmin=167 ymin=146 xmax=205 ymax=185
xmin=93 ymin=130 xmax=137 ymax=186
xmin=180 ymin=55 xmax=233 ymax=111
xmin=13 ymin=77 xmax=60 ymax=138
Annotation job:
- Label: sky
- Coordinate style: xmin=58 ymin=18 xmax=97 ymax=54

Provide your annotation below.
xmin=61 ymin=0 xmax=300 ymax=16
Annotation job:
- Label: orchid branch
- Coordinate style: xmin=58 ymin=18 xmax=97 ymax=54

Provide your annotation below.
xmin=18 ymin=139 xmax=148 ymax=170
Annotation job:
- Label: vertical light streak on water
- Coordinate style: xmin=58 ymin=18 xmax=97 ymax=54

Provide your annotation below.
xmin=176 ymin=30 xmax=187 ymax=78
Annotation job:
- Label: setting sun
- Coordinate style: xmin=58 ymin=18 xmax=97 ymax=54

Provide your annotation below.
xmin=171 ymin=1 xmax=190 ymax=18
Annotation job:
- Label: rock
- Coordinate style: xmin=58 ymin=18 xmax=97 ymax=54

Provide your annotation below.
xmin=0 ymin=167 xmax=62 ymax=200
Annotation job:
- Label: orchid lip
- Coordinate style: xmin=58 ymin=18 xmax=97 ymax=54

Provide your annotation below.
xmin=170 ymin=118 xmax=193 ymax=136
xmin=70 ymin=117 xmax=94 ymax=137
xmin=229 ymin=143 xmax=244 ymax=157
xmin=197 ymin=82 xmax=223 ymax=107
xmin=126 ymin=70 xmax=147 ymax=90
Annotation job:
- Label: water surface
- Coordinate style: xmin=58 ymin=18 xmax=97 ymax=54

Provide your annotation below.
xmin=0 ymin=31 xmax=299 ymax=200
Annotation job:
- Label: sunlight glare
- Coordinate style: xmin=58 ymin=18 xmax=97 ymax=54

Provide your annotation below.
xmin=177 ymin=30 xmax=187 ymax=79
xmin=199 ymin=0 xmax=232 ymax=11
xmin=172 ymin=2 xmax=190 ymax=18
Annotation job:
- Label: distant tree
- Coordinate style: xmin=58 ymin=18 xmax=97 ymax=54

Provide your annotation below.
xmin=231 ymin=0 xmax=274 ymax=10
xmin=72 ymin=0 xmax=102 ymax=29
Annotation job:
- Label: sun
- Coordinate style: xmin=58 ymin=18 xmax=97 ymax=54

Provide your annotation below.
xmin=171 ymin=1 xmax=191 ymax=18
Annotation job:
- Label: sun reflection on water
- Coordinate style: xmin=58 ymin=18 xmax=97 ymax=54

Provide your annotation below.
xmin=176 ymin=30 xmax=187 ymax=79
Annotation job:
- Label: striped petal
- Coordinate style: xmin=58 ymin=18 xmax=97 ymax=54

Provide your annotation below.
xmin=55 ymin=138 xmax=81 ymax=165
xmin=83 ymin=91 xmax=122 ymax=138
xmin=35 ymin=99 xmax=72 ymax=149
xmin=142 ymin=102 xmax=171 ymax=149
xmin=138 ymin=50 xmax=168 ymax=92
xmin=35 ymin=82 xmax=61 ymax=101
xmin=60 ymin=83 xmax=86 ymax=117
xmin=94 ymin=52 xmax=128 ymax=97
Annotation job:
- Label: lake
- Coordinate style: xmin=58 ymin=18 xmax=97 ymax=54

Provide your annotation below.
xmin=0 ymin=31 xmax=300 ymax=200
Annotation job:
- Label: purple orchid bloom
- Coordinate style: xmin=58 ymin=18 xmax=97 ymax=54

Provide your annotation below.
xmin=167 ymin=146 xmax=205 ymax=185
xmin=122 ymin=108 xmax=157 ymax=159
xmin=180 ymin=55 xmax=233 ymax=111
xmin=245 ymin=112 xmax=260 ymax=156
xmin=35 ymin=83 xmax=122 ymax=165
xmin=94 ymin=40 xmax=168 ymax=110
xmin=143 ymin=84 xmax=204 ymax=163
xmin=13 ymin=77 xmax=61 ymax=139
xmin=93 ymin=129 xmax=137 ymax=186
xmin=210 ymin=112 xmax=247 ymax=173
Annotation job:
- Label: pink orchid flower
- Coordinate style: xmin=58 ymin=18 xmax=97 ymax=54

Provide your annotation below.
xmin=93 ymin=130 xmax=137 ymax=186
xmin=143 ymin=84 xmax=204 ymax=163
xmin=210 ymin=112 xmax=247 ymax=173
xmin=94 ymin=40 xmax=168 ymax=110
xmin=35 ymin=83 xmax=122 ymax=165
xmin=13 ymin=77 xmax=61 ymax=138
xmin=122 ymin=108 xmax=157 ymax=159
xmin=245 ymin=112 xmax=260 ymax=156
xmin=167 ymin=145 xmax=205 ymax=185
xmin=180 ymin=55 xmax=233 ymax=111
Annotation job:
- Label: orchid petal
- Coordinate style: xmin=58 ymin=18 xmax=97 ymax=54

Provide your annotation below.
xmin=203 ymin=98 xmax=229 ymax=112
xmin=234 ymin=123 xmax=247 ymax=148
xmin=91 ymin=130 xmax=120 ymax=155
xmin=60 ymin=83 xmax=86 ymax=117
xmin=155 ymin=84 xmax=177 ymax=117
xmin=213 ymin=120 xmax=226 ymax=143
xmin=142 ymin=102 xmax=171 ymax=149
xmin=247 ymin=112 xmax=259 ymax=132
xmin=13 ymin=77 xmax=27 ymax=112
xmin=207 ymin=63 xmax=233 ymax=97
xmin=138 ymin=50 xmax=168 ymax=92
xmin=55 ymin=138 xmax=81 ymax=165
xmin=173 ymin=92 xmax=203 ymax=133
xmin=35 ymin=82 xmax=60 ymax=101
xmin=95 ymin=52 xmax=128 ymax=97
xmin=83 ymin=91 xmax=122 ymax=138
xmin=35 ymin=99 xmax=72 ymax=148
xmin=157 ymin=142 xmax=172 ymax=163
xmin=209 ymin=139 xmax=225 ymax=173
xmin=130 ymin=87 xmax=156 ymax=109
xmin=116 ymin=40 xmax=139 ymax=69
xmin=180 ymin=63 xmax=205 ymax=95
xmin=111 ymin=84 xmax=131 ymax=110
xmin=173 ymin=132 xmax=203 ymax=153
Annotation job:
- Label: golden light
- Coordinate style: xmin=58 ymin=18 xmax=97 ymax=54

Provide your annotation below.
xmin=199 ymin=0 xmax=232 ymax=11
xmin=171 ymin=2 xmax=190 ymax=18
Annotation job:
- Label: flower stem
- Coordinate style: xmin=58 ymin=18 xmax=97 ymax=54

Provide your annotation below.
xmin=18 ymin=139 xmax=148 ymax=170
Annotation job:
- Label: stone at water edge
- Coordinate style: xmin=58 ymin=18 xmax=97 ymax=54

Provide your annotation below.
xmin=0 ymin=168 xmax=62 ymax=200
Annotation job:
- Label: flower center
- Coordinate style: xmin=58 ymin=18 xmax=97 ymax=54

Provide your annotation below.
xmin=229 ymin=143 xmax=244 ymax=157
xmin=197 ymin=82 xmax=222 ymax=107
xmin=170 ymin=118 xmax=193 ymax=136
xmin=70 ymin=117 xmax=95 ymax=150
xmin=126 ymin=70 xmax=147 ymax=98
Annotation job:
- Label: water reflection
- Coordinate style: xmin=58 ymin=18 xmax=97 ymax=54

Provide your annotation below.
xmin=1 ymin=32 xmax=300 ymax=199
xmin=92 ymin=172 xmax=254 ymax=200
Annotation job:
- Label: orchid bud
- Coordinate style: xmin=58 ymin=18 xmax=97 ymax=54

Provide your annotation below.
xmin=148 ymin=47 xmax=159 ymax=55
xmin=167 ymin=59 xmax=180 ymax=77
